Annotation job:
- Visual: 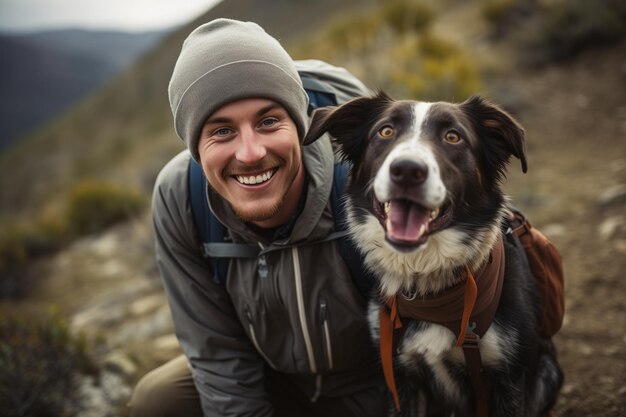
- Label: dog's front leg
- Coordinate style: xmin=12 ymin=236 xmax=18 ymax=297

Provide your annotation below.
xmin=391 ymin=384 xmax=428 ymax=417
xmin=490 ymin=372 xmax=526 ymax=417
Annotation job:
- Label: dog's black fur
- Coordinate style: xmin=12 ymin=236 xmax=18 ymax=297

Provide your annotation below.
xmin=304 ymin=92 xmax=563 ymax=417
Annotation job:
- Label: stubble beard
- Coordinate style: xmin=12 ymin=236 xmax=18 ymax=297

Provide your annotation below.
xmin=229 ymin=163 xmax=300 ymax=224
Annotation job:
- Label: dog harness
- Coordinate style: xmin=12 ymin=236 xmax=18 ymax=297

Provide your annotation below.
xmin=379 ymin=235 xmax=505 ymax=416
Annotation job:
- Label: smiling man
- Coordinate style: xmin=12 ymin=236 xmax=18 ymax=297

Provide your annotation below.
xmin=129 ymin=19 xmax=386 ymax=417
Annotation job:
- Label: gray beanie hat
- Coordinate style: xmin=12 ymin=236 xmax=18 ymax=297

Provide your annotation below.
xmin=168 ymin=18 xmax=309 ymax=162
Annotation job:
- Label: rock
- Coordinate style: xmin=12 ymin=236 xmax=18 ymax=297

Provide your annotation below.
xmin=541 ymin=223 xmax=566 ymax=239
xmin=129 ymin=293 xmax=166 ymax=316
xmin=72 ymin=303 xmax=126 ymax=331
xmin=104 ymin=350 xmax=138 ymax=380
xmin=109 ymin=305 xmax=173 ymax=347
xmin=597 ymin=184 xmax=626 ymax=207
xmin=77 ymin=376 xmax=109 ymax=417
xmin=76 ymin=372 xmax=132 ymax=417
xmin=101 ymin=371 xmax=132 ymax=404
xmin=598 ymin=216 xmax=623 ymax=240
xmin=154 ymin=333 xmax=181 ymax=352
xmin=615 ymin=240 xmax=626 ymax=255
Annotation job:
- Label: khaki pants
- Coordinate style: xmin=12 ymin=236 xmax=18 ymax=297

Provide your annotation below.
xmin=128 ymin=355 xmax=387 ymax=417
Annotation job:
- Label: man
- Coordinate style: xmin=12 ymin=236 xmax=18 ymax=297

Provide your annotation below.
xmin=129 ymin=18 xmax=386 ymax=417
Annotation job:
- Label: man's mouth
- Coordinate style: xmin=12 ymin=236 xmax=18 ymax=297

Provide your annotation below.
xmin=373 ymin=197 xmax=450 ymax=252
xmin=234 ymin=168 xmax=278 ymax=185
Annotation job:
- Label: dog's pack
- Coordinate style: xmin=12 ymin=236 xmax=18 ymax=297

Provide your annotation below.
xmin=304 ymin=92 xmax=563 ymax=417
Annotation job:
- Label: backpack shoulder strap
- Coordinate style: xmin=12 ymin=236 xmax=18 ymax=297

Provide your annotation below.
xmin=188 ymin=158 xmax=259 ymax=285
xmin=330 ymin=162 xmax=377 ymax=299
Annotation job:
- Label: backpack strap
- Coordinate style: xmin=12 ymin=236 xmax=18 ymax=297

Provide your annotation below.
xmin=188 ymin=158 xmax=259 ymax=285
xmin=301 ymin=76 xmax=338 ymax=112
xmin=330 ymin=162 xmax=377 ymax=299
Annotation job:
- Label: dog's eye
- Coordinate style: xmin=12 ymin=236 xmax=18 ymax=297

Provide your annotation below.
xmin=444 ymin=130 xmax=462 ymax=144
xmin=379 ymin=126 xmax=395 ymax=139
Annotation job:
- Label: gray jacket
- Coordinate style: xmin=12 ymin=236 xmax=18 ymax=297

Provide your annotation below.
xmin=152 ymin=135 xmax=382 ymax=416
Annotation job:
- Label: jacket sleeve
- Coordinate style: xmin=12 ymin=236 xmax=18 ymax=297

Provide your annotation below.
xmin=151 ymin=152 xmax=273 ymax=417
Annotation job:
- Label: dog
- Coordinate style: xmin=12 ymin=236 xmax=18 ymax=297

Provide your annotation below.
xmin=304 ymin=92 xmax=563 ymax=417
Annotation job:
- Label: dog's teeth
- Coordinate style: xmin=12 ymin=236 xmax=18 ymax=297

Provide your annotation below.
xmin=384 ymin=202 xmax=391 ymax=214
xmin=429 ymin=207 xmax=440 ymax=222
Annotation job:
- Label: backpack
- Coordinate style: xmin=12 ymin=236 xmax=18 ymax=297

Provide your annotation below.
xmin=506 ymin=208 xmax=565 ymax=338
xmin=188 ymin=60 xmax=376 ymax=298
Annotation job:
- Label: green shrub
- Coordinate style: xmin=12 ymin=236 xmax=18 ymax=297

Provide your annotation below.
xmin=388 ymin=35 xmax=481 ymax=101
xmin=0 ymin=310 xmax=94 ymax=417
xmin=66 ymin=180 xmax=145 ymax=236
xmin=0 ymin=218 xmax=67 ymax=298
xmin=382 ymin=0 xmax=435 ymax=35
xmin=326 ymin=13 xmax=383 ymax=52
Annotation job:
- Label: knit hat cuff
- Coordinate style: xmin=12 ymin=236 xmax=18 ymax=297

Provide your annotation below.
xmin=174 ymin=60 xmax=309 ymax=162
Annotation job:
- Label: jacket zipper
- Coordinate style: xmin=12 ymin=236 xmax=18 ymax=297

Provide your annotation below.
xmin=320 ymin=300 xmax=334 ymax=370
xmin=291 ymin=247 xmax=318 ymax=374
xmin=244 ymin=307 xmax=277 ymax=370
xmin=292 ymin=247 xmax=324 ymax=402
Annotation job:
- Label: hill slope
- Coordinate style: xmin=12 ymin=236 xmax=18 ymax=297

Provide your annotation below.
xmin=0 ymin=0 xmax=375 ymax=219
xmin=0 ymin=30 xmax=166 ymax=149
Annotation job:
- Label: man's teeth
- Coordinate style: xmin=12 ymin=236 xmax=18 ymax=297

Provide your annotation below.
xmin=236 ymin=170 xmax=274 ymax=185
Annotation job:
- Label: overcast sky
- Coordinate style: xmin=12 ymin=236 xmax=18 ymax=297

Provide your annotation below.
xmin=0 ymin=0 xmax=223 ymax=33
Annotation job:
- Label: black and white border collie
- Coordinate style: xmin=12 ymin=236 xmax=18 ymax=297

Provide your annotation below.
xmin=304 ymin=92 xmax=562 ymax=417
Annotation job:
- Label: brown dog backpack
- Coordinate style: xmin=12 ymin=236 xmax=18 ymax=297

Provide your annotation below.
xmin=507 ymin=207 xmax=565 ymax=338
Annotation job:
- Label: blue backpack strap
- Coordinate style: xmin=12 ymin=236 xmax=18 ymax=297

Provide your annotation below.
xmin=302 ymin=74 xmax=338 ymax=113
xmin=330 ymin=162 xmax=377 ymax=300
xmin=188 ymin=158 xmax=259 ymax=285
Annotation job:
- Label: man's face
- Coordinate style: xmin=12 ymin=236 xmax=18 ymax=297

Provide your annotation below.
xmin=198 ymin=98 xmax=303 ymax=227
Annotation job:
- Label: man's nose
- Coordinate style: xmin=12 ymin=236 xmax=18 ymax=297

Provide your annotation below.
xmin=235 ymin=126 xmax=266 ymax=164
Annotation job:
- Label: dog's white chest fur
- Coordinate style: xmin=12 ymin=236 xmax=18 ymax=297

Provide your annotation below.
xmin=397 ymin=321 xmax=512 ymax=401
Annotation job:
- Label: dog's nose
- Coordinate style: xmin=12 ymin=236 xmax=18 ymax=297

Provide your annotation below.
xmin=389 ymin=159 xmax=428 ymax=186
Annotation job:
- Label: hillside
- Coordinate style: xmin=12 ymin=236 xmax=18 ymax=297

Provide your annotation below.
xmin=0 ymin=0 xmax=375 ymax=220
xmin=0 ymin=29 xmax=166 ymax=149
xmin=1 ymin=0 xmax=625 ymax=416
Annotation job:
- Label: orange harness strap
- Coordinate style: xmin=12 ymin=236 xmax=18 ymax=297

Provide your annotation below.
xmin=379 ymin=295 xmax=403 ymax=411
xmin=456 ymin=267 xmax=478 ymax=347
xmin=379 ymin=267 xmax=480 ymax=413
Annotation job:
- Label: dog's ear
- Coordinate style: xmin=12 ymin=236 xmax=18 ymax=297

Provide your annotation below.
xmin=461 ymin=96 xmax=527 ymax=182
xmin=303 ymin=91 xmax=393 ymax=163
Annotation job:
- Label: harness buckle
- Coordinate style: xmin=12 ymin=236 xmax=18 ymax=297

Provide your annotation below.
xmin=462 ymin=322 xmax=480 ymax=349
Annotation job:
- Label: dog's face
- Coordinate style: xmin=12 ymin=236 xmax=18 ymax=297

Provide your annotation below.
xmin=305 ymin=92 xmax=526 ymax=257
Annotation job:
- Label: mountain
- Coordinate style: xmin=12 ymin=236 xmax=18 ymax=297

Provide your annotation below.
xmin=0 ymin=0 xmax=374 ymax=217
xmin=0 ymin=29 xmax=167 ymax=149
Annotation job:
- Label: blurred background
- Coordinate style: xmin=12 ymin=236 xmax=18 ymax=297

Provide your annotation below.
xmin=0 ymin=0 xmax=624 ymax=416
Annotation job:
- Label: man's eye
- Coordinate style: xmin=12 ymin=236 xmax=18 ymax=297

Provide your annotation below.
xmin=260 ymin=118 xmax=278 ymax=128
xmin=214 ymin=127 xmax=232 ymax=136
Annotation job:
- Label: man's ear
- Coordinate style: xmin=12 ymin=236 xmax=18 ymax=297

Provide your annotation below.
xmin=461 ymin=96 xmax=527 ymax=183
xmin=303 ymin=91 xmax=393 ymax=163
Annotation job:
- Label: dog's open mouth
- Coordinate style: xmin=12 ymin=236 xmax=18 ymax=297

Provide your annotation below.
xmin=373 ymin=197 xmax=450 ymax=252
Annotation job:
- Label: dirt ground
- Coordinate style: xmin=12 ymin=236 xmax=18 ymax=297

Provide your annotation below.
xmin=498 ymin=43 xmax=626 ymax=416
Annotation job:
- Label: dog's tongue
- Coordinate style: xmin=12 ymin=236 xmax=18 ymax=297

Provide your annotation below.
xmin=386 ymin=199 xmax=430 ymax=242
